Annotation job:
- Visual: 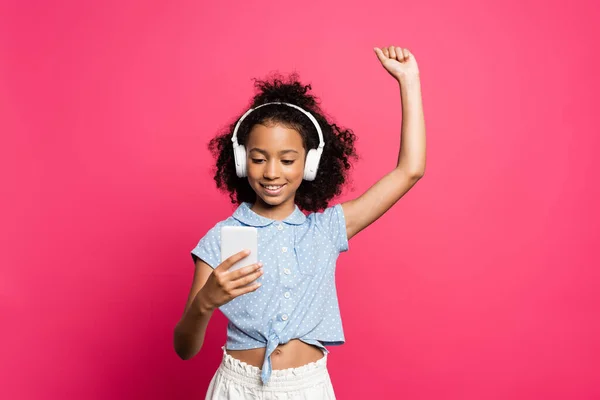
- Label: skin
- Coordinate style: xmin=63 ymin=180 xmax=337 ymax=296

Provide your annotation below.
xmin=245 ymin=122 xmax=306 ymax=221
xmin=174 ymin=45 xmax=427 ymax=371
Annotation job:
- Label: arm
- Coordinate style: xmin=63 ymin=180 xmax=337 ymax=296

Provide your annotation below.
xmin=173 ymin=259 xmax=215 ymax=360
xmin=173 ymin=252 xmax=263 ymax=359
xmin=343 ymin=46 xmax=426 ymax=240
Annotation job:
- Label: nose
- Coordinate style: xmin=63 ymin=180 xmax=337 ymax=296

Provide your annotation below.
xmin=263 ymin=159 xmax=280 ymax=180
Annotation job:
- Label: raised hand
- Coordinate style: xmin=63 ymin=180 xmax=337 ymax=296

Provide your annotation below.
xmin=374 ymin=45 xmax=420 ymax=83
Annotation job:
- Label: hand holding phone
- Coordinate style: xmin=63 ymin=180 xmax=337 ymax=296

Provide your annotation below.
xmin=194 ymin=226 xmax=262 ymax=311
xmin=195 ymin=249 xmax=263 ymax=311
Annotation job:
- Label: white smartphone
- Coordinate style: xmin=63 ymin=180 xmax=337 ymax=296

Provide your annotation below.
xmin=220 ymin=226 xmax=258 ymax=272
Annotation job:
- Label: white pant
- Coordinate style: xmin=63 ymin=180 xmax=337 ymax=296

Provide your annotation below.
xmin=205 ymin=347 xmax=336 ymax=399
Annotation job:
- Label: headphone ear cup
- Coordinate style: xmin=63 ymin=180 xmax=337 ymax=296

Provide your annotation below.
xmin=303 ymin=148 xmax=320 ymax=181
xmin=234 ymin=144 xmax=247 ymax=178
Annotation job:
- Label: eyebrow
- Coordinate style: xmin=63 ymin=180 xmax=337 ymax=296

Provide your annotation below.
xmin=248 ymin=148 xmax=299 ymax=156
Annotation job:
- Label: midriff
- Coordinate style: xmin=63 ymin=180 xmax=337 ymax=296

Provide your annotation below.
xmin=225 ymin=339 xmax=324 ymax=369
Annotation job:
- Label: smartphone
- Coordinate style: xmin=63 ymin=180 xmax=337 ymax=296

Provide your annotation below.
xmin=220 ymin=226 xmax=258 ymax=272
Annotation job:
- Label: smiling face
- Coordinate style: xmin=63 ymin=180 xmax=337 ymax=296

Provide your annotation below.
xmin=245 ymin=122 xmax=306 ymax=216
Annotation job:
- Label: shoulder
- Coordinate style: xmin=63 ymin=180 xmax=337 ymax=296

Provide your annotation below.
xmin=191 ymin=214 xmax=242 ymax=268
xmin=305 ymin=203 xmax=348 ymax=252
xmin=306 ymin=203 xmax=345 ymax=225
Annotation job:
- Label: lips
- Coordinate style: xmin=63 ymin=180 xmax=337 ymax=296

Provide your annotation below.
xmin=260 ymin=183 xmax=286 ymax=196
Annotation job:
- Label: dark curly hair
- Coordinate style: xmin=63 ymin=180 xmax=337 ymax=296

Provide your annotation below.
xmin=208 ymin=73 xmax=358 ymax=212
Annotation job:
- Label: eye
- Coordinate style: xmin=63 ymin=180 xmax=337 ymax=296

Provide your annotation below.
xmin=251 ymin=158 xmax=266 ymax=164
xmin=281 ymin=160 xmax=295 ymax=165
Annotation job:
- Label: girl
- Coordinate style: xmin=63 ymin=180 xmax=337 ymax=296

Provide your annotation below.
xmin=174 ymin=45 xmax=426 ymax=399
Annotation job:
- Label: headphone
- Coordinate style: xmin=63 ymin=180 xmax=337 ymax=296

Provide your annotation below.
xmin=231 ymin=102 xmax=325 ymax=181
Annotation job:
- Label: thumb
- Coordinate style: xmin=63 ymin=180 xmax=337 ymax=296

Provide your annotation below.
xmin=373 ymin=47 xmax=387 ymax=63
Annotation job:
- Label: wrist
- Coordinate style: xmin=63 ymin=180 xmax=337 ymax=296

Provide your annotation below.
xmin=398 ymin=76 xmax=422 ymax=99
xmin=397 ymin=74 xmax=421 ymax=88
xmin=193 ymin=290 xmax=216 ymax=315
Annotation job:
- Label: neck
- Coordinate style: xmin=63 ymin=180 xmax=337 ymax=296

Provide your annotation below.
xmin=250 ymin=197 xmax=296 ymax=221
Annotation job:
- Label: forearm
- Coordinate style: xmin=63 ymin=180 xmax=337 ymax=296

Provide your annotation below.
xmin=397 ymin=76 xmax=426 ymax=176
xmin=173 ymin=295 xmax=214 ymax=360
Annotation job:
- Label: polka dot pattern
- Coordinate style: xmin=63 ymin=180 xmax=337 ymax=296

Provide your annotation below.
xmin=191 ymin=202 xmax=349 ymax=384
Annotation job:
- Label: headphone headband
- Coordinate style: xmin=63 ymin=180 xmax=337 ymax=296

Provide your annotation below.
xmin=231 ymin=102 xmax=324 ymax=150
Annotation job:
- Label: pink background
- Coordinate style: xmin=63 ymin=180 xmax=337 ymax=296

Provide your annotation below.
xmin=2 ymin=0 xmax=599 ymax=399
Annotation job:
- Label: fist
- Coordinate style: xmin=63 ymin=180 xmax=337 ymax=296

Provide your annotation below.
xmin=374 ymin=46 xmax=420 ymax=82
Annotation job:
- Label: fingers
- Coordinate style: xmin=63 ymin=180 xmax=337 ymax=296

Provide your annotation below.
xmin=395 ymin=46 xmax=404 ymax=61
xmin=231 ymin=281 xmax=262 ymax=298
xmin=389 ymin=46 xmax=396 ymax=59
xmin=210 ymin=261 xmax=262 ymax=304
xmin=232 ymin=266 xmax=263 ymax=288
xmin=402 ymin=47 xmax=411 ymax=61
xmin=373 ymin=47 xmax=386 ymax=62
xmin=230 ymin=261 xmax=263 ymax=282
xmin=217 ymin=249 xmax=250 ymax=271
xmin=375 ymin=45 xmax=412 ymax=62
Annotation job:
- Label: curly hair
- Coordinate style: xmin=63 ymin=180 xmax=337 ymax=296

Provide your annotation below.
xmin=208 ymin=73 xmax=358 ymax=212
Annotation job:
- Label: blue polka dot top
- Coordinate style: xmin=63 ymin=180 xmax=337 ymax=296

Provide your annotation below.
xmin=191 ymin=202 xmax=349 ymax=384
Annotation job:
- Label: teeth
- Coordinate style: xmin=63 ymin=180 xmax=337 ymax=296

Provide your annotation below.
xmin=263 ymin=185 xmax=283 ymax=190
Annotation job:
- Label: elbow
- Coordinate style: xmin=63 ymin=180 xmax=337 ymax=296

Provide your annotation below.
xmin=177 ymin=352 xmax=193 ymax=361
xmin=173 ymin=325 xmax=201 ymax=360
xmin=175 ymin=350 xmax=187 ymax=360
xmin=174 ymin=342 xmax=199 ymax=361
xmin=397 ymin=163 xmax=425 ymax=180
xmin=408 ymin=169 xmax=425 ymax=180
xmin=173 ymin=338 xmax=189 ymax=360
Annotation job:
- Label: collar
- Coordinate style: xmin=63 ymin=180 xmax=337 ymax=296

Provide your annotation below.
xmin=232 ymin=202 xmax=307 ymax=227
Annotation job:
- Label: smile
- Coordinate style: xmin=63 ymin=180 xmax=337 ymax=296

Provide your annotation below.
xmin=260 ymin=183 xmax=286 ymax=195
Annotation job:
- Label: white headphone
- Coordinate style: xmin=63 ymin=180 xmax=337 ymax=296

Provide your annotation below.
xmin=231 ymin=102 xmax=325 ymax=181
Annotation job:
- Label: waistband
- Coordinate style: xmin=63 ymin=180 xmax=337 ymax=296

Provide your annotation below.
xmin=218 ymin=346 xmax=329 ymax=390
